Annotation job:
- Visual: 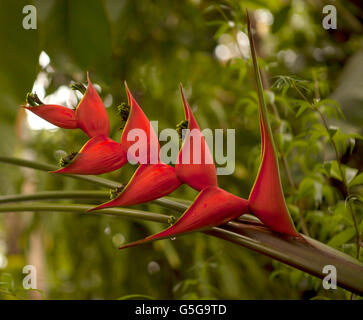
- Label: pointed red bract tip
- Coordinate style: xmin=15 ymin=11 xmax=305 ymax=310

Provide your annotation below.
xmin=175 ymin=86 xmax=217 ymax=191
xmin=121 ymin=85 xmax=160 ymax=165
xmin=89 ymin=163 xmax=181 ymax=211
xmin=118 ymin=186 xmax=249 ymax=249
xmin=75 ymin=75 xmax=110 ymax=138
xmin=24 ymin=105 xmax=77 ymax=129
xmin=248 ymin=113 xmax=299 ymax=237
xmin=52 ymin=135 xmax=127 ymax=175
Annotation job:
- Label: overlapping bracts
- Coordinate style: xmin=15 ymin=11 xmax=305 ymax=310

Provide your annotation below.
xmin=25 ymin=74 xmax=299 ymax=250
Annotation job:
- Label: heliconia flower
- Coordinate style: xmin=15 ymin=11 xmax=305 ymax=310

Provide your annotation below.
xmin=88 ymin=163 xmax=181 ymax=211
xmin=52 ymin=83 xmax=160 ymax=175
xmin=88 ymin=85 xmax=217 ymax=211
xmin=119 ymin=186 xmax=249 ymax=249
xmin=25 ymin=74 xmax=110 ymax=138
xmin=51 ymin=135 xmax=127 ymax=175
xmin=175 ymin=85 xmax=218 ymax=191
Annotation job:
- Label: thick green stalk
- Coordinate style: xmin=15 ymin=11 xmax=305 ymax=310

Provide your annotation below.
xmin=0 ymin=191 xmax=109 ymax=204
xmin=0 ymin=203 xmax=170 ymax=224
xmin=0 ymin=156 xmax=120 ymax=188
xmin=0 ymin=156 xmax=188 ymax=212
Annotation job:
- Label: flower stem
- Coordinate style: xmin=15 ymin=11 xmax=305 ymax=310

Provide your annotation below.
xmin=0 ymin=156 xmax=188 ymax=212
xmin=0 ymin=202 xmax=170 ymax=224
xmin=0 ymin=191 xmax=109 ymax=204
xmin=0 ymin=156 xmax=120 ymax=188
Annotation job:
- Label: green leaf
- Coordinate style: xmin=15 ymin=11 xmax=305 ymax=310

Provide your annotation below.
xmin=68 ymin=0 xmax=112 ymax=80
xmin=330 ymin=161 xmax=358 ymax=184
xmin=315 ymin=99 xmax=345 ymax=119
xmin=349 ymin=172 xmax=363 ymax=187
xmin=328 ymin=227 xmax=356 ymax=248
xmin=296 ymin=101 xmax=311 ymax=118
xmin=0 ymin=1 xmax=40 ymax=100
xmin=272 ymin=5 xmax=291 ymax=33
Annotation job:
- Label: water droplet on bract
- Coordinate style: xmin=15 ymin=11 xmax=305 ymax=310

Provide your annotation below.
xmin=170 ymin=236 xmax=176 ymax=241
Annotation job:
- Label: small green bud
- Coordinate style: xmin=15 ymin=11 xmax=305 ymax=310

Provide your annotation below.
xmin=117 ymin=103 xmax=131 ymax=122
xmin=168 ymin=215 xmax=176 ymax=225
xmin=26 ymin=92 xmax=44 ymax=106
xmin=59 ymin=151 xmax=78 ymax=167
xmin=109 ymin=186 xmax=124 ymax=199
xmin=70 ymin=82 xmax=87 ymax=95
xmin=176 ymin=120 xmax=189 ymax=140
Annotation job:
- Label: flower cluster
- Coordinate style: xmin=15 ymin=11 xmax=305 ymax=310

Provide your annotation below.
xmin=25 ymin=75 xmax=299 ymax=249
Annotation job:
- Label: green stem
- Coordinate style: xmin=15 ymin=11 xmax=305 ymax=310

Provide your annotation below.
xmin=0 ymin=191 xmax=109 ymax=204
xmin=0 ymin=156 xmax=120 ymax=188
xmin=0 ymin=156 xmax=188 ymax=212
xmin=0 ymin=203 xmax=170 ymax=224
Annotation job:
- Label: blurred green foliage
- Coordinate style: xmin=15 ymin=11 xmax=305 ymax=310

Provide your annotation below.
xmin=0 ymin=0 xmax=362 ymax=299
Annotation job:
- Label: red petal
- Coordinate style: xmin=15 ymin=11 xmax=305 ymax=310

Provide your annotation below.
xmin=121 ymin=83 xmax=160 ymax=165
xmin=175 ymin=85 xmax=218 ymax=191
xmin=248 ymin=111 xmax=299 ymax=236
xmin=52 ymin=135 xmax=127 ymax=175
xmin=89 ymin=163 xmax=181 ymax=211
xmin=75 ymin=74 xmax=110 ymax=138
xmin=24 ymin=105 xmax=77 ymax=129
xmin=119 ymin=186 xmax=249 ymax=249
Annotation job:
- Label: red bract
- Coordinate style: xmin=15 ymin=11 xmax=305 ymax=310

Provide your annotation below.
xmin=121 ymin=83 xmax=160 ymax=165
xmin=88 ymin=163 xmax=181 ymax=211
xmin=74 ymin=75 xmax=110 ymax=138
xmin=246 ymin=13 xmax=298 ymax=237
xmin=52 ymin=135 xmax=127 ymax=175
xmin=248 ymin=112 xmax=298 ymax=236
xmin=119 ymin=186 xmax=249 ymax=249
xmin=24 ymin=105 xmax=78 ymax=129
xmin=25 ymin=74 xmax=109 ymax=138
xmin=175 ymin=85 xmax=218 ymax=191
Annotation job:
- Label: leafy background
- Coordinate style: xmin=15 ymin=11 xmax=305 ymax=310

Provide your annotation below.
xmin=0 ymin=0 xmax=362 ymax=299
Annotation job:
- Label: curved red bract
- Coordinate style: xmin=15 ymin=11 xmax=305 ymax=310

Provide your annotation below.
xmin=24 ymin=105 xmax=77 ymax=129
xmin=175 ymin=85 xmax=218 ymax=191
xmin=88 ymin=163 xmax=181 ymax=210
xmin=121 ymin=83 xmax=160 ymax=165
xmin=119 ymin=186 xmax=249 ymax=249
xmin=248 ymin=111 xmax=298 ymax=236
xmin=52 ymin=135 xmax=127 ymax=175
xmin=75 ymin=75 xmax=110 ymax=138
